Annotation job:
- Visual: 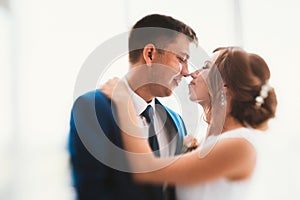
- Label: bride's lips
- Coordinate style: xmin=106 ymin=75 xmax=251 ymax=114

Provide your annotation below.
xmin=188 ymin=81 xmax=195 ymax=93
xmin=189 ymin=80 xmax=195 ymax=86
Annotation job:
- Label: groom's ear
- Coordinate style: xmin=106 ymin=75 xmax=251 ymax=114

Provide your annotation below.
xmin=143 ymin=44 xmax=156 ymax=67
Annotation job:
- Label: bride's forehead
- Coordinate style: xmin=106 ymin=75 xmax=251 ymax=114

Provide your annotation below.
xmin=200 ymin=69 xmax=210 ymax=77
xmin=211 ymin=51 xmax=220 ymax=62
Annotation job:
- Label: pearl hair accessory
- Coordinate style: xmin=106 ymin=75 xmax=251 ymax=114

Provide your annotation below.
xmin=255 ymin=81 xmax=272 ymax=107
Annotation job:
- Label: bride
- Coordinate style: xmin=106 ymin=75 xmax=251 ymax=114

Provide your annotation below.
xmin=100 ymin=47 xmax=277 ymax=200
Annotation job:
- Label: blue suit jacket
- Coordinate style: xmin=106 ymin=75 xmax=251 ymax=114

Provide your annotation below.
xmin=68 ymin=89 xmax=187 ymax=200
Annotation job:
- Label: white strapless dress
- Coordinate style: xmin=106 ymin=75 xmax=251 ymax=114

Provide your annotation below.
xmin=176 ymin=128 xmax=264 ymax=200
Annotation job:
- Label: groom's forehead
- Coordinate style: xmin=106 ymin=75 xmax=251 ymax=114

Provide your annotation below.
xmin=165 ymin=36 xmax=191 ymax=57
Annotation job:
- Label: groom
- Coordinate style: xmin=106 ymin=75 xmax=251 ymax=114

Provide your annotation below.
xmin=68 ymin=14 xmax=198 ymax=200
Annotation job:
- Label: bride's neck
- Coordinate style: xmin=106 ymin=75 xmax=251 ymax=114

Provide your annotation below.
xmin=199 ymin=103 xmax=211 ymax=124
xmin=222 ymin=115 xmax=245 ymax=133
xmin=203 ymin=108 xmax=211 ymax=124
xmin=200 ymin=101 xmax=245 ymax=134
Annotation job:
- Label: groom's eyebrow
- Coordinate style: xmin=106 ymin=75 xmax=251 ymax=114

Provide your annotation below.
xmin=179 ymin=51 xmax=190 ymax=60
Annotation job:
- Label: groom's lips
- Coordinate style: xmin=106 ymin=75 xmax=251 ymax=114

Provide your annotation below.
xmin=173 ymin=78 xmax=181 ymax=86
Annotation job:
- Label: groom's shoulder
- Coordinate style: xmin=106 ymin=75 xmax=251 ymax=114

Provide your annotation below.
xmin=73 ymin=89 xmax=111 ymax=110
xmin=155 ymin=98 xmax=182 ymax=119
xmin=75 ymin=89 xmax=109 ymax=102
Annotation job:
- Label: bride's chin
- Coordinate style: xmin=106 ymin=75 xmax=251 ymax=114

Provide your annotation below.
xmin=189 ymin=96 xmax=203 ymax=103
xmin=188 ymin=95 xmax=196 ymax=102
xmin=190 ymin=97 xmax=207 ymax=106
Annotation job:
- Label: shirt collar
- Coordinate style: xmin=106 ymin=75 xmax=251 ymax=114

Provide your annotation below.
xmin=123 ymin=78 xmax=155 ymax=116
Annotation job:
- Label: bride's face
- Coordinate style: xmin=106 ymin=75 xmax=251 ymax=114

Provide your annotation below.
xmin=188 ymin=64 xmax=211 ymax=104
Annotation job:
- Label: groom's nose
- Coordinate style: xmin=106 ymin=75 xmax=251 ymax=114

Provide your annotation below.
xmin=181 ymin=63 xmax=189 ymax=77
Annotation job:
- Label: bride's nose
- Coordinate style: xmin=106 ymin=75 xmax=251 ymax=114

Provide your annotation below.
xmin=190 ymin=70 xmax=200 ymax=79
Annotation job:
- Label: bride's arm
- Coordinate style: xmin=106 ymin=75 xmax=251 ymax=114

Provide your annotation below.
xmin=132 ymin=138 xmax=256 ymax=185
xmin=100 ymin=78 xmax=256 ymax=185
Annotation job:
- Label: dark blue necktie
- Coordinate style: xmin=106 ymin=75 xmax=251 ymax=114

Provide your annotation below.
xmin=141 ymin=105 xmax=160 ymax=157
xmin=142 ymin=105 xmax=175 ymax=199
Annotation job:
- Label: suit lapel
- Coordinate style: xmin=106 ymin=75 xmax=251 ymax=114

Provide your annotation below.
xmin=154 ymin=99 xmax=185 ymax=155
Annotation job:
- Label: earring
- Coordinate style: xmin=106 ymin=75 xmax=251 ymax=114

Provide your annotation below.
xmin=220 ymin=91 xmax=226 ymax=107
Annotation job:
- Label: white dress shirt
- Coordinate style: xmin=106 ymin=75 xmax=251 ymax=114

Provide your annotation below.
xmin=124 ymin=78 xmax=176 ymax=157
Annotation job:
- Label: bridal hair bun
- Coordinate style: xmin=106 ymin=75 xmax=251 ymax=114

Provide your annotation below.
xmin=211 ymin=47 xmax=277 ymax=128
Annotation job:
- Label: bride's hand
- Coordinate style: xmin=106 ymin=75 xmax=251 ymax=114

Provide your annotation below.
xmin=99 ymin=77 xmax=140 ymax=141
xmin=99 ymin=77 xmax=129 ymax=102
xmin=182 ymin=134 xmax=199 ymax=153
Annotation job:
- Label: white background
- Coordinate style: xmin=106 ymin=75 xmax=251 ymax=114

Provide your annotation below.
xmin=0 ymin=0 xmax=300 ymax=199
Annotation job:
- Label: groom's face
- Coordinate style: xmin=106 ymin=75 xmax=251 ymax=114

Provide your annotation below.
xmin=150 ymin=35 xmax=191 ymax=97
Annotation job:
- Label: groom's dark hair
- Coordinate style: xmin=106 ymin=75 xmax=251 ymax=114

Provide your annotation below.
xmin=128 ymin=14 xmax=198 ymax=64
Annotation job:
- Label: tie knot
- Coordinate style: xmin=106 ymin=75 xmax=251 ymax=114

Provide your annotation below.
xmin=141 ymin=105 xmax=154 ymax=123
